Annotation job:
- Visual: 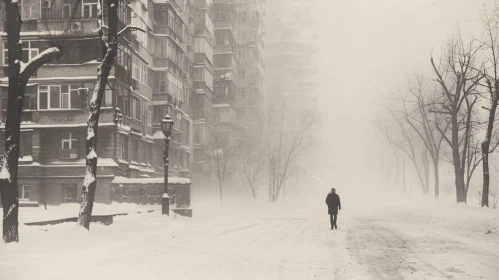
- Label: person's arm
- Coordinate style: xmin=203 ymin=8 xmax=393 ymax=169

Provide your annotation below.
xmin=338 ymin=196 xmax=341 ymax=210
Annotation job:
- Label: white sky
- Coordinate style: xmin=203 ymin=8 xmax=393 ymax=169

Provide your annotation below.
xmin=315 ymin=0 xmax=496 ymax=187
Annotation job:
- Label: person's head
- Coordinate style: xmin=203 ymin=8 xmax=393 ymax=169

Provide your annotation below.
xmin=331 ymin=188 xmax=336 ymax=193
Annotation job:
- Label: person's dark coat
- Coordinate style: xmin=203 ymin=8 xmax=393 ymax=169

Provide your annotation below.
xmin=325 ymin=193 xmax=341 ymax=214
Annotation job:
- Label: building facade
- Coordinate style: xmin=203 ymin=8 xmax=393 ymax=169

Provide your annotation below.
xmin=0 ymin=0 xmax=194 ymax=205
xmin=212 ymin=0 xmax=238 ymax=135
xmin=0 ymin=0 xmax=269 ymax=204
xmin=264 ymin=0 xmax=319 ymax=113
xmin=235 ymin=0 xmax=265 ymax=144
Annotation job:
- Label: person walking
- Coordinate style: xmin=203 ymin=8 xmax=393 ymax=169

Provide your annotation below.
xmin=325 ymin=188 xmax=341 ymax=229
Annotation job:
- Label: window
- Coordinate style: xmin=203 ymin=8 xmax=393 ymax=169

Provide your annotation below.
xmin=19 ymin=132 xmax=32 ymax=158
xmin=237 ymin=30 xmax=248 ymax=42
xmin=130 ymin=96 xmax=141 ymax=120
xmin=142 ymin=63 xmax=148 ymax=87
xmin=148 ymin=108 xmax=152 ymax=126
xmin=3 ymin=41 xmax=39 ymax=66
xmin=251 ymin=11 xmax=259 ymax=22
xmin=132 ymin=12 xmax=148 ymax=47
xmin=61 ymin=132 xmax=77 ymax=149
xmin=20 ymin=185 xmax=30 ymax=200
xmin=62 ymin=184 xmax=78 ymax=203
xmin=237 ymin=49 xmax=249 ymax=61
xmin=132 ymin=55 xmax=148 ymax=85
xmin=237 ymin=107 xmax=246 ymax=117
xmin=120 ymin=136 xmax=129 ymax=161
xmin=237 ymin=11 xmax=247 ymax=22
xmin=250 ymin=30 xmax=257 ymax=41
xmin=148 ymin=145 xmax=153 ymax=164
xmin=238 ymin=68 xmax=246 ymax=79
xmin=82 ymin=0 xmax=98 ymax=18
xmin=38 ymin=85 xmax=84 ymax=110
xmin=131 ymin=138 xmax=138 ymax=162
xmin=104 ymin=88 xmax=113 ymax=107
xmin=157 ymin=72 xmax=167 ymax=93
xmin=148 ymin=34 xmax=155 ymax=54
xmin=62 ymin=0 xmax=73 ymax=19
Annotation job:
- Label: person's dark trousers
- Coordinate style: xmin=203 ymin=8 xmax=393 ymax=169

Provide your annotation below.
xmin=330 ymin=214 xmax=337 ymax=229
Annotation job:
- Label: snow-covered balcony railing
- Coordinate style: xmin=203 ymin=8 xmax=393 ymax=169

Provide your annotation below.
xmin=213 ymin=16 xmax=236 ymax=31
xmin=153 ymin=25 xmax=184 ymax=43
xmin=214 ymin=41 xmax=236 ymax=54
xmin=122 ymin=115 xmax=143 ymax=134
xmin=24 ymin=107 xmax=117 ymax=126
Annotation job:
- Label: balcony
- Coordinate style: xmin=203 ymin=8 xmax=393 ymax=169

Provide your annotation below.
xmin=214 ymin=19 xmax=236 ymax=31
xmin=153 ymin=25 xmax=184 ymax=43
xmin=2 ymin=19 xmax=37 ymax=32
xmin=214 ymin=43 xmax=236 ymax=54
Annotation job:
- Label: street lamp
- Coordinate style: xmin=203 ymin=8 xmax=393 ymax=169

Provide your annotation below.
xmin=161 ymin=114 xmax=174 ymax=215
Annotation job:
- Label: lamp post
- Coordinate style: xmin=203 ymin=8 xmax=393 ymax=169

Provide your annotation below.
xmin=161 ymin=114 xmax=174 ymax=215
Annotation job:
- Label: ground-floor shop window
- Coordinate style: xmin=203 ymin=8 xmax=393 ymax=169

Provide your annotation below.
xmin=20 ymin=185 xmax=30 ymax=200
xmin=62 ymin=184 xmax=77 ymax=203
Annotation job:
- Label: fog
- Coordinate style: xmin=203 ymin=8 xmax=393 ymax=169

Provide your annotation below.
xmin=316 ymin=0 xmax=497 ymax=196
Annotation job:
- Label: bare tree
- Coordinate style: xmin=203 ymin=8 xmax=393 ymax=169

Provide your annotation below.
xmin=400 ymin=74 xmax=449 ymax=199
xmin=378 ymin=106 xmax=430 ymax=194
xmin=237 ymin=143 xmax=263 ymax=199
xmin=211 ymin=130 xmax=237 ymax=203
xmin=77 ymin=0 xmax=141 ymax=229
xmin=0 ymin=0 xmax=66 ymax=243
xmin=430 ymin=30 xmax=485 ymax=203
xmin=265 ymin=104 xmax=319 ymax=201
xmin=478 ymin=6 xmax=499 ymax=207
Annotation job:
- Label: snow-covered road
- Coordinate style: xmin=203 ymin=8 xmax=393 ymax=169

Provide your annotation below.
xmin=1 ymin=195 xmax=498 ymax=280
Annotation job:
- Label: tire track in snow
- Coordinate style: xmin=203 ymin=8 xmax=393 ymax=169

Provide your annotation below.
xmin=347 ymin=217 xmax=455 ymax=280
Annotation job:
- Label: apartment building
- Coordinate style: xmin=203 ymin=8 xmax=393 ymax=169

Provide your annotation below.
xmin=211 ymin=0 xmax=237 ymax=136
xmin=191 ymin=0 xmax=215 ymax=174
xmin=264 ymin=0 xmax=319 ymax=113
xmin=235 ymin=0 xmax=265 ymax=144
xmin=0 ymin=0 xmax=193 ymax=205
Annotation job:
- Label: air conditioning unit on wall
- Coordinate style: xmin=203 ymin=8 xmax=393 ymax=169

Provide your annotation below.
xmin=71 ymin=22 xmax=82 ymax=32
xmin=41 ymin=0 xmax=52 ymax=9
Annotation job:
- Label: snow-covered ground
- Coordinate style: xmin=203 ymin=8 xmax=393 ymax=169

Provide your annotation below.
xmin=0 ymin=192 xmax=498 ymax=280
xmin=0 ymin=202 xmax=160 ymax=225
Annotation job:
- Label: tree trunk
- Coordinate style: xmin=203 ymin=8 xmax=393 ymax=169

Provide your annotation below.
xmin=481 ymin=141 xmax=490 ymax=207
xmin=481 ymin=91 xmax=498 ymax=207
xmin=1 ymin=0 xmax=59 ymax=242
xmin=422 ymin=151 xmax=430 ymax=195
xmin=251 ymin=187 xmax=256 ymax=199
xmin=219 ymin=182 xmax=223 ymax=204
xmin=433 ymin=160 xmax=440 ymax=200
xmin=0 ymin=0 xmax=23 ymax=244
xmin=455 ymin=170 xmax=467 ymax=203
xmin=268 ymin=162 xmax=271 ymax=202
xmin=77 ymin=0 xmax=118 ymax=229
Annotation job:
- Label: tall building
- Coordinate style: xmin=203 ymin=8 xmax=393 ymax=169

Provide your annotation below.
xmin=264 ymin=0 xmax=319 ymax=113
xmin=0 ymin=0 xmax=193 ymax=204
xmin=191 ymin=0 xmax=215 ymax=175
xmin=212 ymin=0 xmax=238 ymax=135
xmin=235 ymin=0 xmax=265 ymax=144
xmin=264 ymin=0 xmax=320 ymax=185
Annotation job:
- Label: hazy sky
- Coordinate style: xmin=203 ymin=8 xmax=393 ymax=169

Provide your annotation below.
xmin=315 ymin=0 xmax=496 ymax=187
